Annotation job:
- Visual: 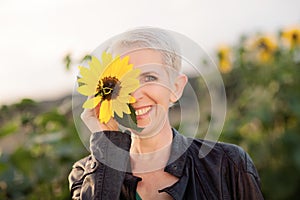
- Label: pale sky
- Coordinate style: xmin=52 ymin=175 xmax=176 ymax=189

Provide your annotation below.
xmin=0 ymin=0 xmax=299 ymax=105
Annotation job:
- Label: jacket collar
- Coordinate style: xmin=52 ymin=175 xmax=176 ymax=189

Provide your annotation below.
xmin=90 ymin=129 xmax=190 ymax=178
xmin=164 ymin=128 xmax=191 ymax=178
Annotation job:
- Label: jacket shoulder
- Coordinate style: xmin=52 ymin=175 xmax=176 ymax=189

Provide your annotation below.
xmin=186 ymin=137 xmax=263 ymax=199
xmin=212 ymin=141 xmax=259 ymax=177
xmin=189 ymin=138 xmax=258 ymax=176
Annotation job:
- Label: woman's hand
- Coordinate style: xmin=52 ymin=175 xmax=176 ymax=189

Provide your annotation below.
xmin=80 ymin=97 xmax=118 ymax=133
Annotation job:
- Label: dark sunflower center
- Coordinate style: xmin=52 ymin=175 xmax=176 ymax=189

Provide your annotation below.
xmin=258 ymin=40 xmax=269 ymax=51
xmin=218 ymin=51 xmax=224 ymax=60
xmin=95 ymin=76 xmax=121 ymax=101
xmin=292 ymin=32 xmax=298 ymax=42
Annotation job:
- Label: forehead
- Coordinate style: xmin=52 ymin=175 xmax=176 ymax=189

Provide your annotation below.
xmin=124 ymin=49 xmax=163 ymax=67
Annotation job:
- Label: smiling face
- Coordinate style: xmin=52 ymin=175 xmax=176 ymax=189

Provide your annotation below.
xmin=129 ymin=49 xmax=172 ymax=128
xmin=123 ymin=49 xmax=187 ymax=135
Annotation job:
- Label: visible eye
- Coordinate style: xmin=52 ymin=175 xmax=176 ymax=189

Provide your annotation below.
xmin=143 ymin=75 xmax=158 ymax=82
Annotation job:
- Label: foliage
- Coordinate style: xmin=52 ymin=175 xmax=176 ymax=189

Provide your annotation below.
xmin=0 ymin=97 xmax=88 ymax=199
xmin=217 ymin=26 xmax=300 ymax=199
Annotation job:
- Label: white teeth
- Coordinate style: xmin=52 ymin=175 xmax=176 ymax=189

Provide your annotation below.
xmin=135 ymin=107 xmax=151 ymax=116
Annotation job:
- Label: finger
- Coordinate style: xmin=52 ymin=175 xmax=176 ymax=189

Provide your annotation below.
xmin=95 ymin=102 xmax=101 ymax=118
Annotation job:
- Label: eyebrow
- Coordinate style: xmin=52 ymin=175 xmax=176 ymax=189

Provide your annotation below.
xmin=139 ymin=71 xmax=160 ymax=76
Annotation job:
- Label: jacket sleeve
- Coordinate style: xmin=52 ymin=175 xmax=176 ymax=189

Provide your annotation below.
xmin=236 ymin=151 xmax=264 ymax=200
xmin=222 ymin=144 xmax=264 ymax=200
xmin=68 ymin=131 xmax=132 ymax=200
xmin=68 ymin=156 xmax=94 ymax=200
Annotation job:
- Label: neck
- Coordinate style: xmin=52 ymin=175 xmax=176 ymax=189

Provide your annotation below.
xmin=129 ymin=123 xmax=173 ymax=173
xmin=130 ymin=123 xmax=173 ymax=153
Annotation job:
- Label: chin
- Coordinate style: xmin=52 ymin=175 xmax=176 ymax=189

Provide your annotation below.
xmin=136 ymin=120 xmax=150 ymax=128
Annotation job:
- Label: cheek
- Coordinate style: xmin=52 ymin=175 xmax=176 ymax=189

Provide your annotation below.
xmin=146 ymin=84 xmax=172 ymax=105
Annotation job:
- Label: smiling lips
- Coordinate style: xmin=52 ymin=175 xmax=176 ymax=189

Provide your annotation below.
xmin=135 ymin=106 xmax=152 ymax=116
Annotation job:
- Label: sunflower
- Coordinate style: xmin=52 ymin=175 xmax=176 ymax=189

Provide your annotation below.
xmin=77 ymin=52 xmax=140 ymax=123
xmin=281 ymin=26 xmax=300 ymax=49
xmin=217 ymin=45 xmax=232 ymax=73
xmin=251 ymin=36 xmax=277 ymax=63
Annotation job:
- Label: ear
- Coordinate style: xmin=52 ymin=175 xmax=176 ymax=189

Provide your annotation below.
xmin=170 ymin=74 xmax=188 ymax=103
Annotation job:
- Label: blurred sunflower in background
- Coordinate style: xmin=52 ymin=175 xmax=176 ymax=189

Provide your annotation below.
xmin=250 ymin=35 xmax=278 ymax=63
xmin=77 ymin=52 xmax=140 ymax=123
xmin=217 ymin=45 xmax=232 ymax=73
xmin=281 ymin=26 xmax=300 ymax=49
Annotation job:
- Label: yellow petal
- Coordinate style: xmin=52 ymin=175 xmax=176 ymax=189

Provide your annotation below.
xmin=121 ymin=101 xmax=131 ymax=114
xmin=118 ymin=88 xmax=132 ymax=98
xmin=117 ymin=89 xmax=136 ymax=103
xmin=129 ymin=96 xmax=136 ymax=103
xmin=120 ymin=78 xmax=140 ymax=92
xmin=102 ymin=56 xmax=119 ymax=78
xmin=100 ymin=100 xmax=112 ymax=123
xmin=111 ymin=58 xmax=121 ymax=76
xmin=78 ymin=66 xmax=98 ymax=83
xmin=77 ymin=77 xmax=99 ymax=90
xmin=102 ymin=52 xmax=113 ymax=68
xmin=116 ymin=95 xmax=131 ymax=103
xmin=112 ymin=100 xmax=124 ymax=118
xmin=102 ymin=55 xmax=133 ymax=80
xmin=113 ymin=99 xmax=131 ymax=118
xmin=120 ymin=68 xmax=140 ymax=81
xmin=82 ymin=96 xmax=101 ymax=109
xmin=117 ymin=56 xmax=133 ymax=78
xmin=77 ymin=85 xmax=96 ymax=96
xmin=101 ymin=65 xmax=112 ymax=78
xmin=77 ymin=77 xmax=86 ymax=83
xmin=89 ymin=56 xmax=104 ymax=78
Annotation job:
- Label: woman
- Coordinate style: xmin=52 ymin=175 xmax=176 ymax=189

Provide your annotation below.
xmin=69 ymin=28 xmax=264 ymax=200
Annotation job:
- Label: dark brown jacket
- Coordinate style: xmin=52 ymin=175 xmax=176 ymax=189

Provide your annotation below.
xmin=69 ymin=129 xmax=264 ymax=200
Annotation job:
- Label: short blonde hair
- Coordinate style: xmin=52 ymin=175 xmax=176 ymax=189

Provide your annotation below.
xmin=107 ymin=27 xmax=182 ymax=72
